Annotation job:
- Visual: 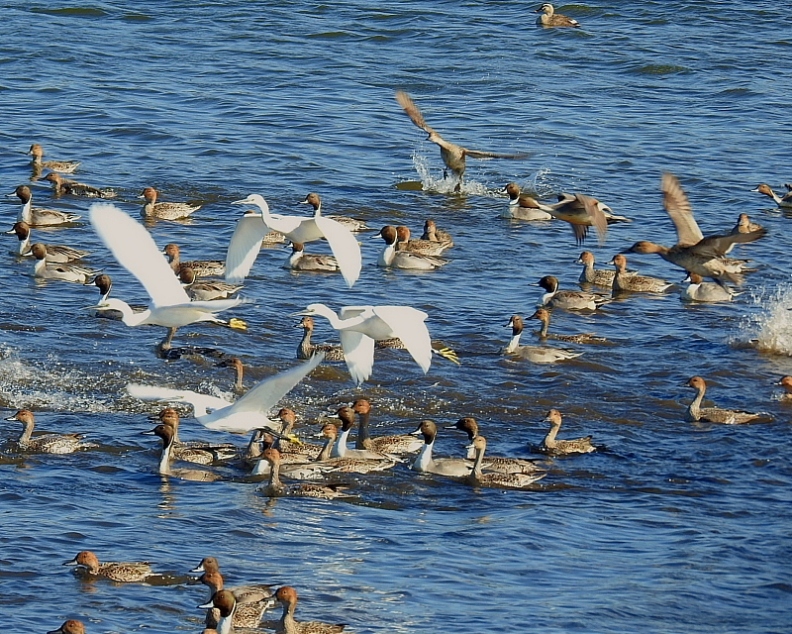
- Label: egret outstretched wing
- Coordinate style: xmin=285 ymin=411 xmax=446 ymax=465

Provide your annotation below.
xmin=314 ymin=215 xmax=362 ymax=288
xmin=89 ymin=203 xmax=190 ymax=307
xmin=339 ymin=331 xmax=375 ymax=384
xmin=224 ymin=213 xmax=270 ymax=283
xmin=126 ymin=383 xmax=233 ymax=417
xmin=374 ymin=306 xmax=432 ymax=372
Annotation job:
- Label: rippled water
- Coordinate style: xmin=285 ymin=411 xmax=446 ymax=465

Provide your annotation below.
xmin=1 ymin=1 xmax=791 ymax=632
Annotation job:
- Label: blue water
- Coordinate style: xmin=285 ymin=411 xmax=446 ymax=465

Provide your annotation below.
xmin=1 ymin=1 xmax=791 ymax=632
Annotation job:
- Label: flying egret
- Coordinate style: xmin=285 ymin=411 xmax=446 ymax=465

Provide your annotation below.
xmin=296 ymin=303 xmax=432 ymax=384
xmin=224 ymin=194 xmax=362 ymax=287
xmin=126 ymin=353 xmax=325 ymax=434
xmin=88 ymin=203 xmax=246 ymax=348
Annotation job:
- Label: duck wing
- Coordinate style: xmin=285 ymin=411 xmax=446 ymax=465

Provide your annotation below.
xmin=395 ymin=90 xmax=435 ymax=134
xmin=661 ymin=172 xmax=704 ymax=246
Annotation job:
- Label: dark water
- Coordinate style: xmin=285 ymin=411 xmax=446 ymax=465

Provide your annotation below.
xmin=1 ymin=1 xmax=791 ymax=632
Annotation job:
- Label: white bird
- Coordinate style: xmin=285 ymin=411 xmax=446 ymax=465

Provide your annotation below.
xmin=126 ymin=353 xmax=325 ymax=434
xmin=297 ymin=303 xmax=432 ymax=385
xmin=224 ymin=194 xmax=362 ymax=287
xmin=88 ymin=203 xmax=246 ymax=348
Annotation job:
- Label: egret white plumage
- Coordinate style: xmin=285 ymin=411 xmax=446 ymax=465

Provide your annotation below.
xmin=296 ymin=303 xmax=432 ymax=384
xmin=224 ymin=194 xmax=361 ymax=287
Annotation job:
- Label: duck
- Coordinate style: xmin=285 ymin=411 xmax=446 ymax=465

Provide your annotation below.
xmin=610 ymin=253 xmax=674 ymax=293
xmin=466 ymin=436 xmax=546 ymax=489
xmin=28 ymin=143 xmax=80 ymax=173
xmin=294 ymin=316 xmax=346 ymax=362
xmin=502 ymin=183 xmax=554 ymax=220
xmin=43 ymin=172 xmax=115 ymax=198
xmin=420 ymin=219 xmax=454 ymax=245
xmin=777 ymin=376 xmax=792 ymax=401
xmin=535 ymin=3 xmax=580 ymax=28
xmin=730 ymin=213 xmax=763 ymax=235
xmin=198 ymin=572 xmax=273 ymax=629
xmin=378 ymin=225 xmax=448 ymax=270
xmin=225 ymin=194 xmax=361 ymax=287
xmin=315 ymin=423 xmax=398 ymax=473
xmin=11 ymin=184 xmax=81 ymax=226
xmin=395 ymin=90 xmax=529 ymax=192
xmin=214 ymin=357 xmax=246 ymax=395
xmin=31 ymin=243 xmax=95 ymax=283
xmin=6 ymin=221 xmax=88 ymax=261
xmin=395 ymin=225 xmax=452 ymax=256
xmin=680 ymin=272 xmax=738 ymax=303
xmin=192 ymin=558 xmax=273 ymax=604
xmin=140 ymin=186 xmax=201 ymax=220
xmin=544 ymin=192 xmax=629 ymax=246
xmin=180 ymin=267 xmax=243 ymax=301
xmin=577 ymin=250 xmax=617 ymax=287
xmin=752 ymin=182 xmax=792 ymax=209
xmin=250 ymin=431 xmax=332 ymax=478
xmin=164 ymin=243 xmax=226 ymax=277
xmin=47 ymin=620 xmax=85 ymax=634
xmin=152 ymin=408 xmax=238 ymax=463
xmin=63 ymin=550 xmax=155 ymax=583
xmin=145 ymin=423 xmax=223 ymax=481
xmin=296 ymin=303 xmax=433 ymax=385
xmin=410 ymin=419 xmax=472 ymax=477
xmin=503 ymin=315 xmax=584 ymax=363
xmin=446 ymin=417 xmax=545 ymax=474
xmin=264 ymin=408 xmax=323 ymax=460
xmin=270 ymin=585 xmax=346 ymax=634
xmin=199 ymin=589 xmax=271 ymax=634
xmin=685 ymin=376 xmax=769 ymax=424
xmin=284 ymin=242 xmax=340 ymax=273
xmin=330 ymin=406 xmax=398 ymax=460
xmin=300 ymin=192 xmax=368 ymax=232
xmin=541 ymin=409 xmax=596 ymax=455
xmin=89 ymin=204 xmax=246 ymax=350
xmin=126 ymin=353 xmax=324 ymax=434
xmin=538 ymin=275 xmax=608 ymax=311
xmin=528 ymin=308 xmax=607 ymax=344
xmin=352 ymin=397 xmax=423 ymax=454
xmin=259 ymin=448 xmax=353 ymax=499
xmin=4 ymin=409 xmax=91 ymax=454
xmin=624 ymin=173 xmax=765 ymax=286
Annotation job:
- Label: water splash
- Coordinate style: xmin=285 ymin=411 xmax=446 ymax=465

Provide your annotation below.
xmin=743 ymin=284 xmax=792 ymax=355
xmin=410 ymin=150 xmax=490 ymax=196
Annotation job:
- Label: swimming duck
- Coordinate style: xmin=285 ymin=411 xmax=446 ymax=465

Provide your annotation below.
xmin=685 ymin=376 xmax=769 ymax=424
xmin=179 ymin=267 xmax=243 ymax=301
xmin=199 ymin=589 xmax=272 ymax=634
xmin=43 ymin=172 xmax=115 ymax=198
xmin=226 ymin=194 xmax=362 ymax=287
xmin=541 ymin=409 xmax=596 ymax=455
xmin=446 ymin=417 xmax=545 ymax=474
xmin=11 ymin=185 xmax=81 ymax=226
xmin=153 ymin=408 xmax=238 ymax=463
xmin=294 ymin=316 xmax=346 ymax=362
xmin=610 ymin=253 xmax=674 ymax=293
xmin=535 ymin=3 xmax=580 ymax=28
xmin=264 ymin=408 xmax=323 ymax=460
xmin=6 ymin=221 xmax=88 ymax=261
xmin=680 ymin=272 xmax=737 ymax=303
xmin=270 ymin=585 xmax=346 ymax=634
xmin=331 ymin=406 xmax=398 ymax=460
xmin=140 ymin=186 xmax=201 ymax=220
xmin=378 ymin=225 xmax=448 ymax=270
xmin=503 ymin=315 xmax=584 ymax=363
xmin=4 ymin=409 xmax=91 ymax=454
xmin=395 ymin=225 xmax=452 ymax=256
xmin=300 ymin=192 xmax=368 ymax=232
xmin=146 ymin=423 xmax=223 ymax=481
xmin=624 ymin=173 xmax=765 ymax=286
xmin=752 ymin=183 xmax=792 ymax=208
xmin=538 ymin=275 xmax=609 ymax=311
xmin=528 ymin=308 xmax=606 ymax=344
xmin=420 ymin=219 xmax=454 ymax=245
xmin=285 ymin=242 xmax=340 ymax=273
xmin=776 ymin=376 xmax=792 ymax=401
xmin=352 ymin=397 xmax=424 ymax=454
xmin=395 ymin=90 xmax=529 ymax=192
xmin=296 ymin=303 xmax=433 ymax=385
xmin=63 ymin=550 xmax=155 ymax=583
xmin=730 ymin=213 xmax=763 ymax=235
xmin=410 ymin=419 xmax=472 ymax=477
xmin=31 ymin=243 xmax=95 ymax=283
xmin=260 ymin=448 xmax=352 ymax=499
xmin=250 ymin=431 xmax=332 ymax=478
xmin=214 ymin=357 xmax=246 ymax=394
xmin=164 ymin=243 xmax=226 ymax=278
xmin=466 ymin=436 xmax=546 ymax=489
xmin=47 ymin=620 xmax=85 ymax=634
xmin=199 ymin=572 xmax=273 ymax=629
xmin=28 ymin=143 xmax=80 ymax=173
xmin=193 ymin=557 xmax=273 ymax=603
xmin=577 ymin=250 xmax=617 ymax=287
xmin=502 ymin=183 xmax=554 ymax=220
xmin=315 ymin=423 xmax=398 ymax=473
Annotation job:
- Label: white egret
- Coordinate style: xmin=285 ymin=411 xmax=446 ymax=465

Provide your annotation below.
xmin=89 ymin=203 xmax=246 ymax=348
xmin=296 ymin=303 xmax=432 ymax=384
xmin=224 ymin=194 xmax=361 ymax=287
xmin=126 ymin=353 xmax=325 ymax=434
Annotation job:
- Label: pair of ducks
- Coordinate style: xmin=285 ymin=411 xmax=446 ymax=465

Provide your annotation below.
xmin=377 ymin=224 xmax=452 ymax=270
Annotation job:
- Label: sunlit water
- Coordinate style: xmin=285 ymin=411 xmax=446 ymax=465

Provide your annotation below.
xmin=1 ymin=2 xmax=791 ymax=633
